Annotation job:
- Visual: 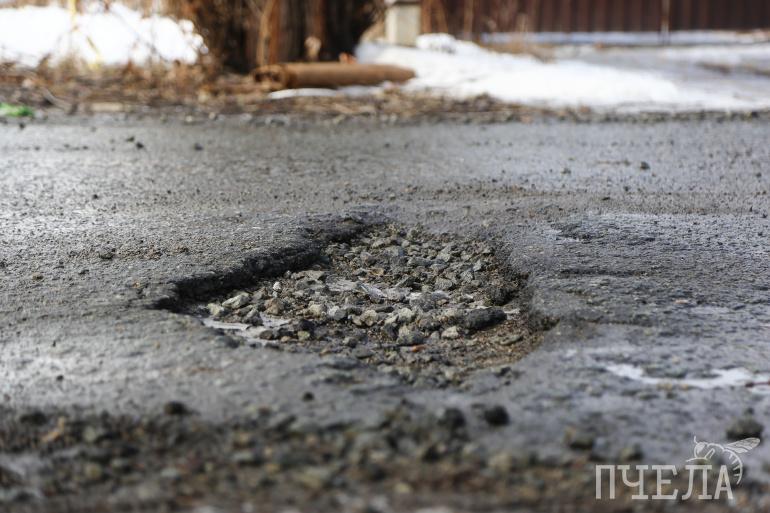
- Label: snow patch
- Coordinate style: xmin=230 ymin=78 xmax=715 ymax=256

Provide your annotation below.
xmin=607 ymin=364 xmax=770 ymax=393
xmin=0 ymin=3 xmax=203 ymax=66
xmin=357 ymin=33 xmax=770 ymax=112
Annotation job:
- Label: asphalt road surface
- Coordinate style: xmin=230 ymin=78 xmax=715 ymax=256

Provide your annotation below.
xmin=1 ymin=114 xmax=769 ymax=512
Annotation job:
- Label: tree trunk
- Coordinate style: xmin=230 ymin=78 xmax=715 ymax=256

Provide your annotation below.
xmin=177 ymin=0 xmax=384 ymax=73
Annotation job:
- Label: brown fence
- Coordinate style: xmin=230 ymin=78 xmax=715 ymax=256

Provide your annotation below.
xmin=422 ymin=0 xmax=770 ymax=35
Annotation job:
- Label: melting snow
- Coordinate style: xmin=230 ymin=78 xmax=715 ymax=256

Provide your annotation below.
xmin=357 ymin=33 xmax=770 ymax=112
xmin=607 ymin=363 xmax=770 ymax=393
xmin=0 ymin=2 xmax=203 ymax=66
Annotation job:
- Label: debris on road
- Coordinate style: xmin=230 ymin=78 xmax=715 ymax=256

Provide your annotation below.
xmin=193 ymin=225 xmax=536 ymax=384
xmin=254 ymin=62 xmax=415 ymax=91
xmin=0 ymin=102 xmax=33 ymax=118
xmin=726 ymin=414 xmax=764 ymax=440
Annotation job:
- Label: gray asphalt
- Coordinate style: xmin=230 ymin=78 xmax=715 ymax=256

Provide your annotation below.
xmin=1 ymin=115 xmax=770 ymax=493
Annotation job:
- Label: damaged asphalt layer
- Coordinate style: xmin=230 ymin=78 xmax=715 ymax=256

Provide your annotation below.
xmin=1 ymin=114 xmax=769 ymax=511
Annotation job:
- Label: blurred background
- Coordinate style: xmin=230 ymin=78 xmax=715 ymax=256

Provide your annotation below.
xmin=1 ymin=0 xmax=770 ymax=115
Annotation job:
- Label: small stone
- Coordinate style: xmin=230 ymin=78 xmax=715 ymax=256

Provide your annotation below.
xmin=359 ymin=309 xmax=379 ymax=327
xmin=618 ymin=444 xmax=643 ymax=462
xmin=232 ymin=450 xmax=263 ymax=466
xmin=488 ymin=452 xmax=514 ymax=472
xmin=223 ymin=292 xmax=250 ymax=310
xmin=297 ymin=330 xmax=312 ymax=341
xmin=163 ymin=401 xmax=190 ymax=416
xmin=82 ymin=426 xmax=107 ymax=444
xmin=460 ymin=270 xmax=475 ymax=283
xmin=418 ymin=444 xmax=442 ymax=462
xmin=410 ymin=293 xmax=437 ymax=311
xmin=306 ymin=303 xmax=326 ymax=318
xmin=417 ymin=315 xmax=440 ymax=331
xmin=303 ymin=270 xmax=327 ymax=282
xmin=371 ymin=238 xmax=390 ymax=249
xmin=640 ymin=161 xmax=651 ymax=170
xmin=487 ymin=284 xmax=514 ymax=305
xmin=382 ymin=323 xmax=398 ymax=340
xmin=353 ymin=347 xmax=374 ymax=359
xmin=323 ymin=356 xmax=360 ymax=370
xmin=482 ymin=405 xmax=509 ymax=426
xmin=242 ymin=307 xmax=262 ymax=325
xmin=327 ymin=305 xmax=347 ymax=321
xmin=438 ymin=407 xmax=466 ymax=432
xmin=383 ymin=313 xmax=399 ymax=326
xmin=18 ymin=410 xmax=47 ymax=425
xmin=251 ymin=327 xmax=277 ymax=340
xmin=264 ymin=298 xmax=285 ymax=315
xmin=231 ymin=431 xmax=254 ymax=448
xmin=462 ymin=308 xmax=506 ymax=331
xmin=359 ymin=251 xmax=376 ymax=265
xmin=565 ymin=427 xmax=595 ymax=450
xmin=441 ymin=326 xmax=460 ymax=339
xmin=110 ymin=458 xmax=132 ymax=473
xmin=435 ymin=277 xmax=455 ymax=290
xmin=385 ymin=288 xmax=406 ymax=302
xmin=397 ymin=327 xmax=425 ymax=346
xmin=83 ymin=463 xmax=104 ymax=481
xmin=382 ymin=246 xmax=405 ymax=260
xmin=160 ymin=467 xmax=181 ymax=481
xmin=97 ymin=248 xmax=115 ymax=260
xmin=295 ymin=467 xmax=332 ymax=491
xmin=397 ymin=307 xmax=415 ymax=323
xmin=501 ymin=334 xmax=523 ymax=345
xmin=589 ymin=437 xmax=612 ymax=462
xmin=272 ymin=281 xmax=282 ymax=292
xmin=727 ymin=416 xmax=763 ymax=440
xmin=206 ymin=303 xmax=226 ymax=318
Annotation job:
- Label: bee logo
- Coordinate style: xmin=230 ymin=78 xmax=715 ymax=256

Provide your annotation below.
xmin=687 ymin=436 xmax=760 ymax=484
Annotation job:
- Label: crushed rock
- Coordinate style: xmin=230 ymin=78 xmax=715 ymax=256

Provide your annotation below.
xmin=196 ymin=224 xmax=539 ymax=384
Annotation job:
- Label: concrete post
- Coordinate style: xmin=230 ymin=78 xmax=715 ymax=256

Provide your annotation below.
xmin=385 ymin=0 xmax=421 ymax=47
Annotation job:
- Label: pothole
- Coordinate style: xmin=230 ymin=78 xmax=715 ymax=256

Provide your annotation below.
xmin=185 ymin=224 xmax=540 ymax=384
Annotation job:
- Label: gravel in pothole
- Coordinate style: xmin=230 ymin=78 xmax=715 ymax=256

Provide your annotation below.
xmin=195 ymin=225 xmax=537 ymax=382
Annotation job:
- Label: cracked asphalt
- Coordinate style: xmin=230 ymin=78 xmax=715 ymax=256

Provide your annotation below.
xmin=1 ymin=114 xmax=770 ymax=512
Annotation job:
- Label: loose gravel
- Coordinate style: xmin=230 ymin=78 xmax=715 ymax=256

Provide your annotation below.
xmin=195 ymin=224 xmax=538 ymax=384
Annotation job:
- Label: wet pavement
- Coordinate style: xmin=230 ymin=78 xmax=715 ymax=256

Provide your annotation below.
xmin=1 ymin=114 xmax=769 ymax=511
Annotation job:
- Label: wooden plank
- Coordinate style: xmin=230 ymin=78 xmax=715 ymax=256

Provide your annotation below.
xmin=747 ymin=0 xmax=760 ymax=29
xmin=679 ymin=0 xmax=695 ymax=30
xmin=734 ymin=0 xmax=746 ymax=29
xmin=592 ymin=0 xmax=607 ymax=31
xmin=695 ymin=0 xmax=710 ymax=30
xmin=609 ymin=0 xmax=625 ymax=31
xmin=669 ymin=0 xmax=679 ymax=30
xmin=575 ymin=0 xmax=591 ymax=32
xmin=417 ymin=0 xmax=770 ymax=36
xmin=629 ymin=0 xmax=644 ymax=31
xmin=713 ymin=0 xmax=728 ymax=29
xmin=539 ymin=0 xmax=554 ymax=31
xmin=525 ymin=0 xmax=539 ymax=33
xmin=560 ymin=0 xmax=573 ymax=32
xmin=645 ymin=0 xmax=663 ymax=32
